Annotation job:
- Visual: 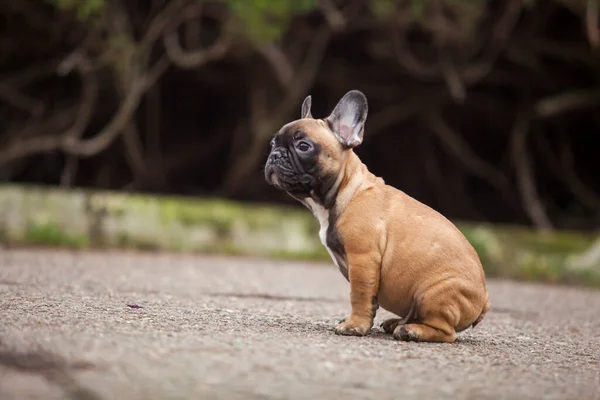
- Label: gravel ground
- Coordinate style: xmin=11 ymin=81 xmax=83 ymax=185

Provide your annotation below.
xmin=0 ymin=249 xmax=599 ymax=400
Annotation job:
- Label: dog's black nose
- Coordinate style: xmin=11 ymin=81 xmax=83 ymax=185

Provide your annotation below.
xmin=268 ymin=149 xmax=283 ymax=163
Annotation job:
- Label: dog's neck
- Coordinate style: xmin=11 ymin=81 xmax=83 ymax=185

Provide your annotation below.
xmin=307 ymin=151 xmax=382 ymax=214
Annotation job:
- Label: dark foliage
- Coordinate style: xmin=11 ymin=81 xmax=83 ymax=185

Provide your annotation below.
xmin=1 ymin=0 xmax=599 ymax=231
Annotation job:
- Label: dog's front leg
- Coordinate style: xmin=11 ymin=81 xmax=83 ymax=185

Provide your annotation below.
xmin=334 ymin=252 xmax=380 ymax=336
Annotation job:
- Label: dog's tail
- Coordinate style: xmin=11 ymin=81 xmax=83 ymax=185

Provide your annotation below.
xmin=472 ymin=291 xmax=490 ymax=329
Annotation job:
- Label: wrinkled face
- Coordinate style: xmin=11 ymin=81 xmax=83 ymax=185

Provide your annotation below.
xmin=264 ymin=119 xmax=343 ymax=199
xmin=265 ymin=90 xmax=369 ymax=201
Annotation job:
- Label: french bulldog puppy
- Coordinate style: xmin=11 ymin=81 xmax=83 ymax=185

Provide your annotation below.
xmin=264 ymin=90 xmax=490 ymax=343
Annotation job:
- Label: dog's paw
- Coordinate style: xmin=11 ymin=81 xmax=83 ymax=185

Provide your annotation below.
xmin=392 ymin=323 xmax=456 ymax=343
xmin=334 ymin=318 xmax=371 ymax=336
xmin=380 ymin=318 xmax=401 ymax=334
xmin=393 ymin=325 xmax=419 ymax=342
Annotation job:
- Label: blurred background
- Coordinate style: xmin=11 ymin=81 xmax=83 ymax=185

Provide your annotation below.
xmin=1 ymin=0 xmax=599 ymax=234
xmin=2 ymin=3 xmax=600 ymax=396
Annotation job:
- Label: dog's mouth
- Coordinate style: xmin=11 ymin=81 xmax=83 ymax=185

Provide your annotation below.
xmin=265 ymin=163 xmax=300 ymax=191
xmin=265 ymin=167 xmax=281 ymax=188
xmin=265 ymin=153 xmax=315 ymax=195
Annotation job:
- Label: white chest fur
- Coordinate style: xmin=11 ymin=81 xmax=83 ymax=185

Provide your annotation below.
xmin=304 ymin=198 xmax=348 ymax=279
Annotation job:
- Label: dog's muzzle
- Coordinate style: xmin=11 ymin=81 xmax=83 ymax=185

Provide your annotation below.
xmin=265 ymin=149 xmax=315 ymax=193
xmin=264 ymin=150 xmax=282 ymax=186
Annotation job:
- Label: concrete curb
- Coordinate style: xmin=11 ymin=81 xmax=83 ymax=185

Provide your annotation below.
xmin=0 ymin=184 xmax=598 ymax=288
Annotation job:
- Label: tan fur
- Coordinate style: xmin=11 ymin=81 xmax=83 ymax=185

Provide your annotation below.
xmin=292 ymin=118 xmax=490 ymax=343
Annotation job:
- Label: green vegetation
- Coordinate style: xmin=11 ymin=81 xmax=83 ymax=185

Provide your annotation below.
xmin=460 ymin=224 xmax=600 ymax=288
xmin=47 ymin=0 xmax=318 ymax=41
xmin=229 ymin=0 xmax=316 ymax=42
xmin=24 ymin=222 xmax=89 ymax=248
xmin=44 ymin=0 xmax=492 ymax=43
xmin=48 ymin=0 xmax=106 ymax=21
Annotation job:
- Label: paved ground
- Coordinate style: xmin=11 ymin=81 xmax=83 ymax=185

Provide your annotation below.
xmin=0 ymin=249 xmax=599 ymax=400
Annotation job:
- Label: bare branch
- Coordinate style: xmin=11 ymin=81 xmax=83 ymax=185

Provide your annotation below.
xmin=140 ymin=0 xmax=196 ymax=55
xmin=5 ymin=105 xmax=77 ymax=141
xmin=525 ymin=38 xmax=600 ymax=67
xmin=392 ymin=31 xmax=440 ymax=78
xmin=143 ymin=56 xmax=171 ymax=91
xmin=271 ymin=27 xmax=332 ymax=132
xmin=0 ymin=136 xmax=62 ymax=166
xmin=535 ymin=132 xmax=600 ymax=211
xmin=0 ymin=1 xmax=180 ymax=166
xmin=365 ymin=89 xmax=449 ymax=137
xmin=319 ymin=0 xmax=346 ymax=31
xmin=422 ymin=135 xmax=446 ymax=210
xmin=257 ymin=44 xmax=294 ymax=88
xmin=145 ymin=84 xmax=162 ymax=160
xmin=535 ymin=88 xmax=600 ymax=117
xmin=431 ymin=0 xmax=465 ymax=102
xmin=221 ymin=26 xmax=332 ymax=194
xmin=60 ymin=56 xmax=99 ymax=187
xmin=0 ymin=57 xmax=165 ymax=166
xmin=67 ymin=52 xmax=170 ymax=158
xmin=249 ymin=83 xmax=269 ymax=134
xmin=160 ymin=0 xmax=230 ymax=71
xmin=0 ymin=52 xmax=99 ymax=168
xmin=121 ymin=122 xmax=147 ymax=179
xmin=184 ymin=16 xmax=201 ymax=49
xmin=460 ymin=0 xmax=522 ymax=83
xmin=144 ymin=0 xmax=231 ymax=72
xmin=163 ymin=30 xmax=230 ymax=69
xmin=0 ymin=31 xmax=83 ymax=117
xmin=586 ymin=0 xmax=600 ymax=49
xmin=57 ymin=50 xmax=89 ymax=76
xmin=421 ymin=133 xmax=487 ymax=221
xmin=0 ymin=59 xmax=61 ymax=87
xmin=63 ymin=80 xmax=144 ymax=157
xmin=438 ymin=47 xmax=466 ymax=103
xmin=66 ymin=60 xmax=99 ymax=140
xmin=424 ymin=110 xmax=515 ymax=202
xmin=392 ymin=0 xmax=521 ymax=85
xmin=60 ymin=156 xmax=79 ymax=187
xmin=0 ymin=82 xmax=45 ymax=116
xmin=165 ymin=128 xmax=231 ymax=176
xmin=510 ymin=110 xmax=554 ymax=232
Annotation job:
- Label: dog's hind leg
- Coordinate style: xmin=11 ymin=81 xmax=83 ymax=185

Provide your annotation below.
xmin=380 ymin=301 xmax=417 ymax=334
xmin=392 ymin=321 xmax=456 ymax=343
xmin=380 ymin=318 xmax=401 ymax=334
xmin=391 ymin=295 xmax=458 ymax=343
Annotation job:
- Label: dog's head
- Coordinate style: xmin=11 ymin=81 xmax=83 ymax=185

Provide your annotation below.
xmin=264 ymin=90 xmax=368 ymax=201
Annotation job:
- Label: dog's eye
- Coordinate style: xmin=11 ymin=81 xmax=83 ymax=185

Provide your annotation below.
xmin=270 ymin=140 xmax=275 ymax=148
xmin=296 ymin=141 xmax=311 ymax=152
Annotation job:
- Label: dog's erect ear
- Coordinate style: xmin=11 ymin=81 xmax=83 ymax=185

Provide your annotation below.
xmin=326 ymin=90 xmax=368 ymax=148
xmin=301 ymin=95 xmax=313 ymax=119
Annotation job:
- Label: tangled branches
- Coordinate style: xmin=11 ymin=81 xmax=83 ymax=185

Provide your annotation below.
xmin=0 ymin=0 xmax=599 ymax=231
